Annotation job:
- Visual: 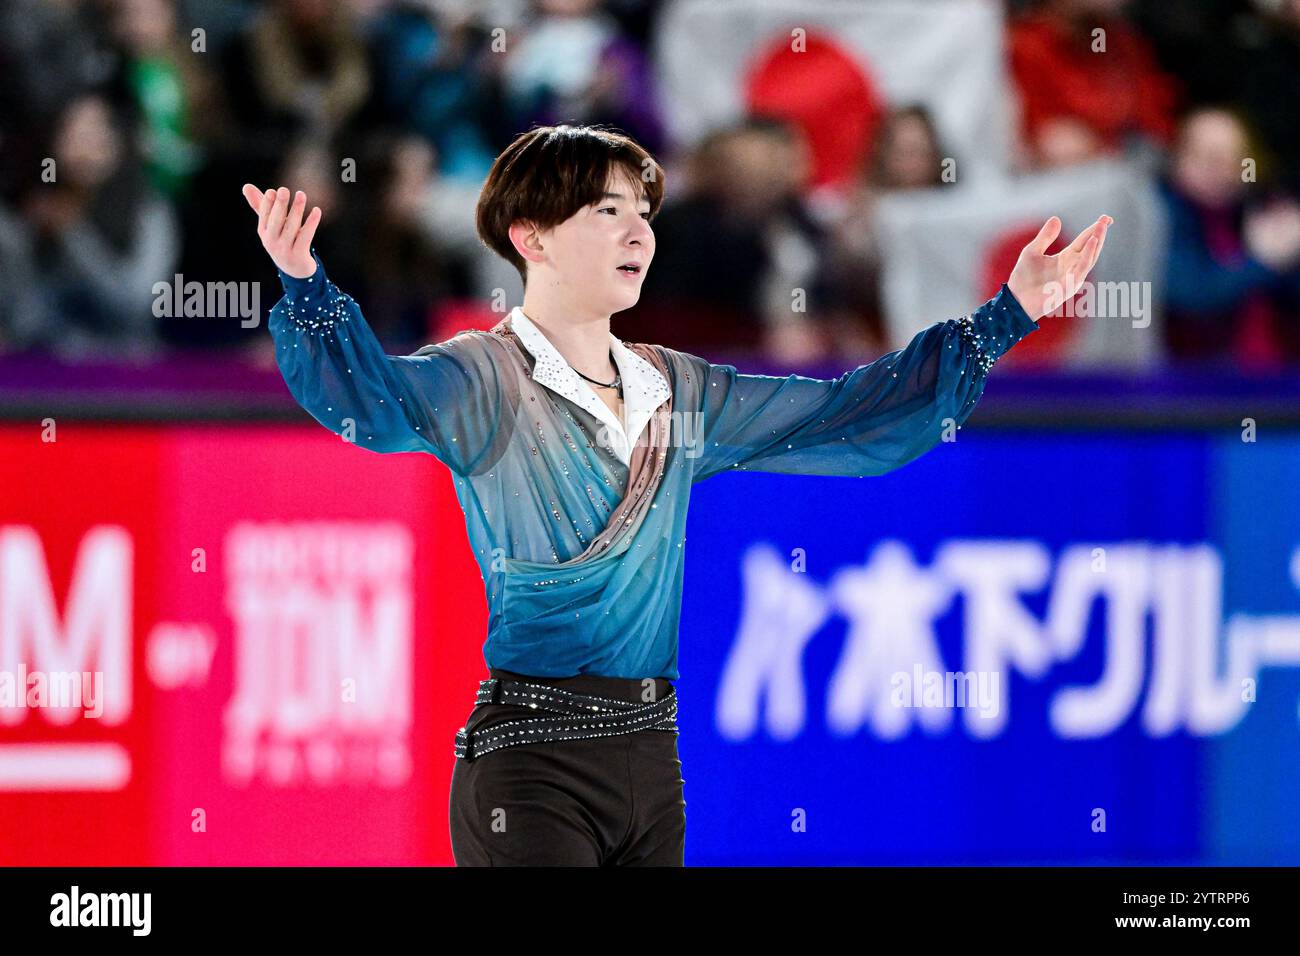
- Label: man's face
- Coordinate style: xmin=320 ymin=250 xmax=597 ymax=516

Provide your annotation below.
xmin=531 ymin=170 xmax=655 ymax=314
xmin=1174 ymin=111 xmax=1247 ymax=209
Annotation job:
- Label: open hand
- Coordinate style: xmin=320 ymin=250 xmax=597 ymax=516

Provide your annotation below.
xmin=1244 ymin=201 xmax=1300 ymax=272
xmin=1007 ymin=215 xmax=1113 ymax=321
xmin=242 ymin=184 xmax=321 ymax=279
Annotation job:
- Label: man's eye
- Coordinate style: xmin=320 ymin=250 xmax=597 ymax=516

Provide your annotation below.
xmin=600 ymin=206 xmax=651 ymax=220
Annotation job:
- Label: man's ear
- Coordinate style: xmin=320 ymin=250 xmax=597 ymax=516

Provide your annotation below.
xmin=508 ymin=219 xmax=547 ymax=268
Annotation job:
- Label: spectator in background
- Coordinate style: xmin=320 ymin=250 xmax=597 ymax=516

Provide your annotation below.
xmin=1009 ymin=0 xmax=1181 ymax=169
xmin=1235 ymin=0 xmax=1300 ymax=196
xmin=219 ymin=0 xmax=372 ymax=166
xmin=1132 ymin=0 xmax=1300 ymax=194
xmin=167 ymin=0 xmax=372 ymax=350
xmin=622 ymin=117 xmax=840 ymax=363
xmin=108 ymin=0 xmax=225 ymax=202
xmin=499 ymin=0 xmax=666 ymax=157
xmin=367 ymin=0 xmax=501 ymax=186
xmin=1128 ymin=0 xmax=1252 ymax=109
xmin=819 ymin=105 xmax=952 ymax=356
xmin=337 ymin=132 xmax=475 ymax=353
xmin=866 ymin=107 xmax=949 ymax=193
xmin=1159 ymin=106 xmax=1300 ymax=370
xmin=0 ymin=0 xmax=119 ymax=202
xmin=12 ymin=92 xmax=179 ymax=358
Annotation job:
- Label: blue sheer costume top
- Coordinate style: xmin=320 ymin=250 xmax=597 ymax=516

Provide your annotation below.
xmin=269 ymin=250 xmax=1038 ymax=679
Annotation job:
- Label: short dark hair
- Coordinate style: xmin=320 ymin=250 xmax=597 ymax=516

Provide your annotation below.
xmin=475 ymin=124 xmax=667 ymax=287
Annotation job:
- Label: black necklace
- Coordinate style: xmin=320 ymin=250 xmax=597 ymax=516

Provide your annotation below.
xmin=572 ymin=351 xmax=622 ymax=395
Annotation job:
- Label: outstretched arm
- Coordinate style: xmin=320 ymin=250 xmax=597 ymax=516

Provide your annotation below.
xmin=245 ymin=184 xmax=504 ymax=475
xmin=688 ymin=215 xmax=1112 ymax=482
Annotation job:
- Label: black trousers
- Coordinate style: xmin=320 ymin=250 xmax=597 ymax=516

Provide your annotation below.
xmin=449 ymin=668 xmax=687 ymax=866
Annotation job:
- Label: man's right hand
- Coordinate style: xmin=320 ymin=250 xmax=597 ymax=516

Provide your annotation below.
xmin=242 ymin=184 xmax=322 ymax=279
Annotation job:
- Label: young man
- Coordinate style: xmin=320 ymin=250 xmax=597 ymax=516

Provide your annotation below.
xmin=243 ymin=124 xmax=1111 ymax=866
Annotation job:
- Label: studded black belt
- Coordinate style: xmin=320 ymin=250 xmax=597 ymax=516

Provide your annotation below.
xmin=453 ymin=677 xmax=679 ymax=760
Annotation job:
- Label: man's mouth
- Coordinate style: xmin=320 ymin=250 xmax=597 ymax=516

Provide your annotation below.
xmin=616 ymin=262 xmax=642 ymax=275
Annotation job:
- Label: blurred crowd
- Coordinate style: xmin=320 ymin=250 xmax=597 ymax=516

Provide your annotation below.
xmin=1 ymin=0 xmax=1299 ymax=371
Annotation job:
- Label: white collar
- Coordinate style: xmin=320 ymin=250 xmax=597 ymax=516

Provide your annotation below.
xmin=508 ymin=306 xmax=671 ymax=465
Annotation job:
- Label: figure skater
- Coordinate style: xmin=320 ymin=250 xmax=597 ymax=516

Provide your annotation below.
xmin=242 ymin=123 xmax=1110 ymax=866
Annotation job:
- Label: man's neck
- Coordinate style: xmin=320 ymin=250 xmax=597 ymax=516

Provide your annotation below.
xmin=518 ymin=290 xmax=617 ymax=381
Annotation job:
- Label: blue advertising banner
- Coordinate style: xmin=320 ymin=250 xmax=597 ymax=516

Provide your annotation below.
xmin=677 ymin=431 xmax=1300 ymax=865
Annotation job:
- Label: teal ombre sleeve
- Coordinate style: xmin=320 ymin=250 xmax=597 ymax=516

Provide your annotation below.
xmin=687 ymin=284 xmax=1038 ymax=481
xmin=268 ymin=249 xmax=505 ymax=476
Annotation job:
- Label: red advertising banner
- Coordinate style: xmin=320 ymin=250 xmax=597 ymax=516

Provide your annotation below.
xmin=0 ymin=424 xmax=486 ymax=865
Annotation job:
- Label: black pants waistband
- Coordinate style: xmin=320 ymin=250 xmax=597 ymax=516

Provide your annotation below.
xmin=487 ymin=669 xmax=675 ymax=706
xmin=455 ymin=670 xmax=678 ymax=760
